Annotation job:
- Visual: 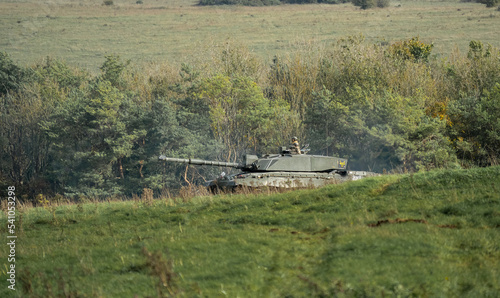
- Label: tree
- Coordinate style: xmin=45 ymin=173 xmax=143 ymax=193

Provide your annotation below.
xmin=352 ymin=0 xmax=389 ymax=9
xmin=198 ymin=75 xmax=297 ymax=161
xmin=476 ymin=0 xmax=499 ymax=7
xmin=447 ymin=83 xmax=500 ymax=166
xmin=305 ymin=87 xmax=457 ymax=172
xmin=44 ymin=80 xmax=146 ymax=198
xmin=100 ymin=54 xmax=130 ymax=88
xmin=120 ymin=97 xmax=196 ymax=194
xmin=267 ymin=54 xmax=319 ymax=123
xmin=0 ymin=91 xmax=53 ymax=198
xmin=0 ymin=52 xmax=27 ymax=96
xmin=0 ymin=56 xmax=64 ymax=199
xmin=304 ymin=88 xmax=350 ymax=156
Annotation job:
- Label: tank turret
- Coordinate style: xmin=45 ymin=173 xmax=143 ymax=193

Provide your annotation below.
xmin=159 ymin=147 xmax=376 ymax=191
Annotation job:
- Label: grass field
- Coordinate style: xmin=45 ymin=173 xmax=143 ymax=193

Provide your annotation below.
xmin=1 ymin=0 xmax=499 ymax=71
xmin=1 ymin=166 xmax=499 ymax=296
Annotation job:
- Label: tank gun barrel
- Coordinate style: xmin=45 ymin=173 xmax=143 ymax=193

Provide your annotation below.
xmin=159 ymin=155 xmax=241 ymax=168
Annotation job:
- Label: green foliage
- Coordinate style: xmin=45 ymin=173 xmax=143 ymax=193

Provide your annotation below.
xmin=0 ymin=57 xmax=58 ymax=198
xmin=34 ymin=57 xmax=88 ymax=91
xmin=0 ymin=91 xmax=53 ymax=198
xmin=445 ymin=40 xmax=500 ymax=99
xmin=352 ymin=0 xmax=374 ymax=9
xmin=316 ymin=34 xmax=389 ymax=98
xmin=376 ymin=0 xmax=390 ymax=7
xmin=100 ymin=54 xmax=130 ymax=88
xmin=476 ymin=0 xmax=499 ymax=7
xmin=198 ymin=39 xmax=264 ymax=84
xmin=352 ymin=0 xmax=389 ymax=9
xmin=389 ymin=36 xmax=434 ymax=62
xmin=306 ymin=87 xmax=457 ymax=172
xmin=44 ymin=80 xmax=129 ymax=198
xmin=447 ymin=83 xmax=500 ymax=166
xmin=43 ymin=78 xmax=193 ymax=197
xmin=0 ymin=52 xmax=27 ymax=96
xmin=198 ymin=75 xmax=295 ymax=159
xmin=304 ymin=88 xmax=350 ymax=157
xmin=303 ymin=36 xmax=452 ymax=171
xmin=443 ymin=41 xmax=500 ymax=166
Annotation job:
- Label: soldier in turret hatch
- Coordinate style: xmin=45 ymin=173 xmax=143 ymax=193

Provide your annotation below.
xmin=290 ymin=137 xmax=302 ymax=155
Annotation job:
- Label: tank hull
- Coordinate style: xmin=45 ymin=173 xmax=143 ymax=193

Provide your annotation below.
xmin=207 ymin=170 xmax=379 ymax=191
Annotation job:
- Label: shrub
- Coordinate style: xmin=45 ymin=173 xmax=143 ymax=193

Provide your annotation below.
xmin=377 ymin=0 xmax=390 ymax=8
xmin=476 ymin=0 xmax=499 ymax=7
xmin=389 ymin=37 xmax=433 ymax=62
xmin=352 ymin=0 xmax=375 ymax=9
xmin=447 ymin=84 xmax=500 ymax=166
xmin=352 ymin=0 xmax=388 ymax=9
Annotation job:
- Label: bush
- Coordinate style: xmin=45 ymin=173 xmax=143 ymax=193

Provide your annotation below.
xmin=352 ymin=0 xmax=375 ymax=9
xmin=376 ymin=0 xmax=390 ymax=8
xmin=447 ymin=84 xmax=500 ymax=166
xmin=476 ymin=0 xmax=499 ymax=7
xmin=389 ymin=37 xmax=433 ymax=62
xmin=352 ymin=0 xmax=389 ymax=9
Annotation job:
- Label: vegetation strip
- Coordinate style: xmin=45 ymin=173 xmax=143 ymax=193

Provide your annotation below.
xmin=2 ymin=35 xmax=500 ymax=200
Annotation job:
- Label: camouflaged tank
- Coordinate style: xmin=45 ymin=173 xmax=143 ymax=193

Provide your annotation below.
xmin=159 ymin=146 xmax=378 ymax=192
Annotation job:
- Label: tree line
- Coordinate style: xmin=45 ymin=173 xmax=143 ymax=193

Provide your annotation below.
xmin=1 ymin=36 xmax=499 ymax=201
xmin=197 ymin=0 xmax=500 ymax=9
xmin=197 ymin=0 xmax=388 ymax=9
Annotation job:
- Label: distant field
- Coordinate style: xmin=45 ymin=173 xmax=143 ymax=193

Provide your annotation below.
xmin=1 ymin=0 xmax=499 ymax=71
xmin=0 ymin=166 xmax=499 ymax=296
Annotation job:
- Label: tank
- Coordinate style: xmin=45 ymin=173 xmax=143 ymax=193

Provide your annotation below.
xmin=159 ymin=146 xmax=378 ymax=191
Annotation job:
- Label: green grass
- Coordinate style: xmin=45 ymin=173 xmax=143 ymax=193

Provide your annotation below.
xmin=1 ymin=166 xmax=499 ymax=297
xmin=1 ymin=0 xmax=499 ymax=71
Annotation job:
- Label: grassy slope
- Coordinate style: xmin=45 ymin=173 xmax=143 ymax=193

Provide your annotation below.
xmin=1 ymin=166 xmax=499 ymax=297
xmin=0 ymin=0 xmax=499 ymax=71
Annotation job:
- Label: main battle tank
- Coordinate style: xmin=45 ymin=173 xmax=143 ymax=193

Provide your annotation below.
xmin=159 ymin=146 xmax=377 ymax=191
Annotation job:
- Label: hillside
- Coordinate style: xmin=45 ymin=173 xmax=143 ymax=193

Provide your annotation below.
xmin=1 ymin=0 xmax=499 ymax=70
xmin=1 ymin=166 xmax=499 ymax=297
